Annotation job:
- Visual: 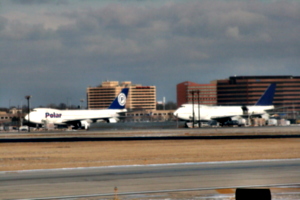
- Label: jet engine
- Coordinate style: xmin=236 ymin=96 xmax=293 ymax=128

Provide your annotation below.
xmin=80 ymin=120 xmax=91 ymax=130
xmin=108 ymin=118 xmax=118 ymax=123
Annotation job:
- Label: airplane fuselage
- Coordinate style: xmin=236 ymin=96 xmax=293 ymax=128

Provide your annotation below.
xmin=24 ymin=88 xmax=129 ymax=130
xmin=25 ymin=108 xmax=126 ymax=125
xmin=174 ymin=83 xmax=276 ymax=124
xmin=174 ymin=104 xmax=274 ymax=121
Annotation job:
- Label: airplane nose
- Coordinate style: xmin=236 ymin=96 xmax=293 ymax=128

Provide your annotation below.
xmin=173 ymin=111 xmax=178 ymax=117
xmin=24 ymin=114 xmax=29 ymax=121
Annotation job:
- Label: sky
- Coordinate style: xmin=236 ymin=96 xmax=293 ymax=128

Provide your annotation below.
xmin=0 ymin=0 xmax=300 ymax=108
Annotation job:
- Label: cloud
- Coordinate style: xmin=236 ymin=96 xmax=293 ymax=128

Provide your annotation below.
xmin=0 ymin=16 xmax=8 ymax=31
xmin=11 ymin=0 xmax=68 ymax=5
xmin=226 ymin=26 xmax=240 ymax=39
xmin=1 ymin=0 xmax=300 ymax=107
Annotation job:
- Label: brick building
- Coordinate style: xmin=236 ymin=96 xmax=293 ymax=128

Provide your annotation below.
xmin=216 ymin=76 xmax=300 ymax=117
xmin=176 ymin=81 xmax=217 ymax=107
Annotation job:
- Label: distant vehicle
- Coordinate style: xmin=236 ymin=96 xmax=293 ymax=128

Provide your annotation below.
xmin=174 ymin=84 xmax=276 ymax=127
xmin=24 ymin=88 xmax=129 ymax=130
xmin=223 ymin=120 xmax=240 ymax=127
xmin=208 ymin=120 xmax=218 ymax=127
xmin=19 ymin=126 xmax=29 ymax=131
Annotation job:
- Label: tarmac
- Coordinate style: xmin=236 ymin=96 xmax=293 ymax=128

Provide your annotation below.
xmin=1 ymin=123 xmax=300 ymax=140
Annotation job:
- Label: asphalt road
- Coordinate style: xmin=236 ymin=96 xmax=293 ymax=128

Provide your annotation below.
xmin=1 ymin=125 xmax=300 ymax=143
xmin=1 ymin=159 xmax=299 ymax=199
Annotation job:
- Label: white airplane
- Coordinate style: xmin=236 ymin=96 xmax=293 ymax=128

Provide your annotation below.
xmin=174 ymin=84 xmax=276 ymax=126
xmin=24 ymin=88 xmax=129 ymax=130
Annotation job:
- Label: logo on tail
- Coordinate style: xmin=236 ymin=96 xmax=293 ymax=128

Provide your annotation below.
xmin=108 ymin=88 xmax=129 ymax=109
xmin=118 ymin=93 xmax=126 ymax=106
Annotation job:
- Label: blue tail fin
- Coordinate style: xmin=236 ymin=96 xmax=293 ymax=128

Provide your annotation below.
xmin=108 ymin=88 xmax=129 ymax=109
xmin=255 ymin=83 xmax=276 ymax=106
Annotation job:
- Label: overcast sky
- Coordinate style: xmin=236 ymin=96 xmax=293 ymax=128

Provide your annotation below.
xmin=1 ymin=0 xmax=300 ymax=108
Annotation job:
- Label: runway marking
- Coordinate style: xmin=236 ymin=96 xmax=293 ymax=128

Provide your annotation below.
xmin=16 ymin=184 xmax=300 ymax=200
xmin=1 ymin=158 xmax=300 ymax=174
xmin=216 ymin=188 xmax=235 ymax=194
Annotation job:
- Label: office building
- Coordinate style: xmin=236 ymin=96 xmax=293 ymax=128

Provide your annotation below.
xmin=87 ymin=81 xmax=156 ymax=110
xmin=176 ymin=81 xmax=217 ymax=107
xmin=127 ymin=85 xmax=156 ymax=110
xmin=216 ymin=76 xmax=300 ymax=117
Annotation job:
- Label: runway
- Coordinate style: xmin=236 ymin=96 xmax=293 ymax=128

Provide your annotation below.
xmin=1 ymin=159 xmax=299 ymax=199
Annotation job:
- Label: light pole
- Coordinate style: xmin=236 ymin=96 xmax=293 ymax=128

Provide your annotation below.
xmin=80 ymin=99 xmax=85 ymax=109
xmin=190 ymin=91 xmax=195 ymax=128
xmin=25 ymin=95 xmax=31 ymax=132
xmin=196 ymin=90 xmax=201 ymax=128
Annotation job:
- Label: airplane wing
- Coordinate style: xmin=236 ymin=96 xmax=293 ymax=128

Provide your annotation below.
xmin=211 ymin=116 xmax=235 ymax=122
xmin=62 ymin=117 xmax=113 ymax=130
xmin=210 ymin=116 xmax=240 ymax=126
xmin=211 ymin=112 xmax=268 ymax=126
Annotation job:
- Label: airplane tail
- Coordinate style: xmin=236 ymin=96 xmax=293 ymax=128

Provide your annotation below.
xmin=255 ymin=83 xmax=276 ymax=106
xmin=108 ymin=88 xmax=129 ymax=109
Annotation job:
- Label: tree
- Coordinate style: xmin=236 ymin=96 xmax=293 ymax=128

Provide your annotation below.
xmin=58 ymin=103 xmax=67 ymax=109
xmin=0 ymin=107 xmax=9 ymax=112
xmin=47 ymin=103 xmax=57 ymax=108
xmin=156 ymin=101 xmax=177 ymax=110
xmin=165 ymin=101 xmax=177 ymax=109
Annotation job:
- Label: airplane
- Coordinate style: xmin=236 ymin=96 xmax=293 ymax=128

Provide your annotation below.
xmin=24 ymin=88 xmax=129 ymax=130
xmin=174 ymin=83 xmax=276 ymax=127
